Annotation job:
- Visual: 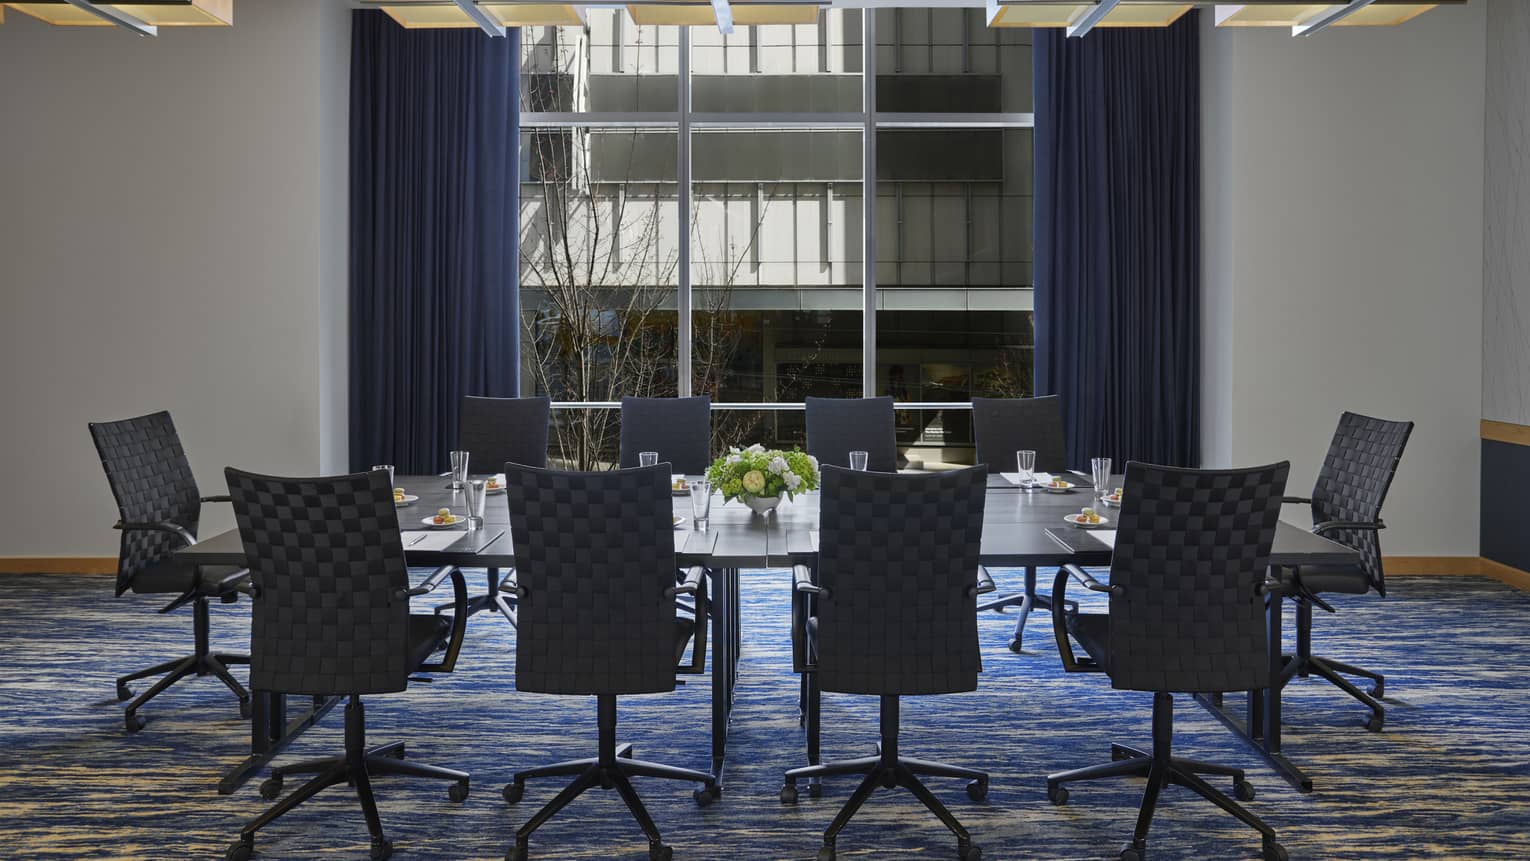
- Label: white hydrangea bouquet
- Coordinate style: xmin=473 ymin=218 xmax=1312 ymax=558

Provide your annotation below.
xmin=706 ymin=444 xmax=820 ymax=515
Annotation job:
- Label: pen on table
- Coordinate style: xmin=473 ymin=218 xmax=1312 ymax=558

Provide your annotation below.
xmin=407 ymin=534 xmax=426 ymax=547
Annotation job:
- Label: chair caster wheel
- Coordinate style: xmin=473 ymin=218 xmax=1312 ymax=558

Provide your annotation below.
xmin=649 ymin=842 xmax=673 ymax=861
xmin=502 ymin=782 xmax=524 ymax=804
xmin=693 ymin=784 xmax=719 ymax=807
xmin=225 ymin=839 xmax=253 ymax=861
xmin=959 ymin=843 xmax=982 ymax=860
xmin=259 ymin=777 xmax=283 ymax=800
xmin=506 ymin=843 xmax=528 ymax=861
xmin=808 ymin=780 xmax=823 ymax=798
xmin=238 ymin=699 xmax=253 ymax=720
xmin=449 ymin=779 xmax=470 ymax=803
xmin=1047 ymin=784 xmax=1068 ymax=806
xmin=966 ymin=780 xmax=988 ymax=802
xmin=1120 ymin=844 xmax=1144 ymax=861
xmin=116 ymin=683 xmax=133 ymax=702
xmin=370 ymin=838 xmax=392 ymax=860
xmin=780 ymin=783 xmax=799 ymax=805
xmin=1007 ymin=640 xmax=1024 ymax=654
xmin=1263 ymin=841 xmax=1289 ymax=861
xmin=1365 ymin=714 xmax=1384 ymax=733
xmin=817 ymin=846 xmax=836 ymax=861
xmin=1370 ymin=681 xmax=1385 ymax=699
xmin=1234 ymin=780 xmax=1255 ymax=802
xmin=125 ymin=711 xmax=146 ymax=733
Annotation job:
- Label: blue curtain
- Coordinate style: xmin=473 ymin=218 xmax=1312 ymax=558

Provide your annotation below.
xmin=1033 ymin=13 xmax=1201 ymax=469
xmin=349 ymin=11 xmax=520 ymax=474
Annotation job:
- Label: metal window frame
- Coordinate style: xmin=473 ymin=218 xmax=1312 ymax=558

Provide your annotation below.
xmin=517 ymin=12 xmax=1036 ymax=404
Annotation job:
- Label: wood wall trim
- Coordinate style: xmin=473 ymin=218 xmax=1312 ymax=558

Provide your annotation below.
xmin=0 ymin=557 xmax=115 ymax=575
xmin=1479 ymin=558 xmax=1530 ymax=591
xmin=1385 ymin=556 xmax=1483 ymax=576
xmin=1481 ymin=419 xmax=1530 ymax=446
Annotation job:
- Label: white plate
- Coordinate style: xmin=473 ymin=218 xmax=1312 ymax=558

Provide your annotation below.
xmin=394 ymin=494 xmax=419 ymax=507
xmin=1064 ymin=513 xmax=1109 ymax=529
xmin=485 ymin=474 xmax=507 ymax=495
xmin=673 ymin=515 xmax=686 ymax=529
xmin=1042 ymin=481 xmax=1076 ymax=493
xmin=422 ymin=515 xmax=465 ymax=529
xmin=1100 ymin=494 xmax=1123 ymax=508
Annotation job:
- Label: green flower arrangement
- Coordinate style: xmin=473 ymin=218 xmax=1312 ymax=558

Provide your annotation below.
xmin=706 ymin=444 xmax=820 ymax=504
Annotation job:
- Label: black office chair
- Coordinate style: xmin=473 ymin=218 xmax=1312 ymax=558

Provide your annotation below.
xmin=619 ymin=396 xmax=712 ymax=474
xmin=1047 ymin=461 xmax=1291 ymax=861
xmin=453 ymin=395 xmax=551 ymax=626
xmin=223 ymin=467 xmax=470 ymax=861
xmin=89 ymin=411 xmax=252 ymax=732
xmin=804 ymin=396 xmax=898 ymax=472
xmin=1279 ymin=411 xmax=1412 ymax=732
xmin=971 ymin=396 xmax=1069 ymax=652
xmin=500 ymin=462 xmax=718 ymax=861
xmin=783 ymin=464 xmax=993 ymax=861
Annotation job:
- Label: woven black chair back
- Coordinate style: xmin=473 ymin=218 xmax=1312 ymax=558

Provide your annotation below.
xmin=805 ymin=396 xmax=898 ymax=472
xmin=226 ymin=467 xmax=411 ymax=696
xmin=972 ymin=396 xmax=1069 ymax=474
xmin=816 ymin=464 xmax=987 ymax=696
xmin=505 ymin=463 xmax=679 ymax=695
xmin=1107 ymin=460 xmax=1289 ymax=694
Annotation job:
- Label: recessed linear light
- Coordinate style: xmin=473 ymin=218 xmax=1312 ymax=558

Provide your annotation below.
xmin=5 ymin=0 xmax=231 ymax=26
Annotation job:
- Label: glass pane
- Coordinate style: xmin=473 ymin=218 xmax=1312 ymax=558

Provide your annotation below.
xmin=522 ymin=11 xmax=680 ymax=113
xmin=691 ymin=10 xmax=864 ymax=113
xmin=692 ymin=130 xmax=864 ymax=447
xmin=520 ymin=129 xmax=680 ymax=470
xmin=875 ymin=127 xmax=1033 ymax=468
xmin=873 ymin=8 xmax=1033 ymax=113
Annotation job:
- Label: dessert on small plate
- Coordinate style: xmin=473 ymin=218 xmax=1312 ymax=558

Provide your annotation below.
xmin=423 ymin=508 xmax=463 ymax=528
xmin=672 ymin=476 xmax=691 ymax=497
xmin=1100 ymin=487 xmax=1124 ymax=507
xmin=485 ymin=474 xmax=505 ymax=495
xmin=1043 ymin=478 xmax=1075 ymax=493
xmin=1064 ymin=507 xmax=1108 ymax=528
xmin=394 ymin=488 xmax=419 ymax=507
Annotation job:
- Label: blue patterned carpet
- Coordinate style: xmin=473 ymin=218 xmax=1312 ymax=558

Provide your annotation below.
xmin=2 ymin=571 xmax=1529 ymax=860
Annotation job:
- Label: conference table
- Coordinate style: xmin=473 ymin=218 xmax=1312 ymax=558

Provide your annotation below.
xmin=178 ymin=471 xmax=1357 ymax=797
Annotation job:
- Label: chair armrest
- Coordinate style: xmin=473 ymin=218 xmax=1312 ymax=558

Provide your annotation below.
xmin=213 ymin=567 xmax=252 ymax=593
xmin=1062 ymin=563 xmax=1122 ymax=596
xmin=1313 ymin=519 xmax=1385 ymax=536
xmin=969 ymin=565 xmax=997 ymax=598
xmin=415 ymin=567 xmax=468 ymax=674
xmin=115 ymin=519 xmax=196 ymax=547
xmin=667 ymin=565 xmax=706 ymax=598
xmin=1280 ymin=496 xmax=1312 ymax=506
xmin=1050 ymin=568 xmax=1103 ymax=674
xmin=791 ymin=563 xmax=819 ymax=674
xmin=200 ymin=495 xmax=233 ymax=504
xmin=793 ymin=563 xmax=829 ymax=598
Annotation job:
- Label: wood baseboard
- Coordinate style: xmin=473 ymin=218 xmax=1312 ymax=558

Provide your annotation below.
xmin=1385 ymin=556 xmax=1484 ymax=576
xmin=1478 ymin=558 xmax=1530 ymax=591
xmin=0 ymin=557 xmax=115 ymax=575
xmin=1482 ymin=419 xmax=1530 ymax=446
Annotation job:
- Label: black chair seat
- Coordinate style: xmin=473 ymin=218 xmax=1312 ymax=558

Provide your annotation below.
xmin=408 ymin=614 xmax=454 ymax=670
xmin=131 ymin=561 xmax=245 ymax=596
xmin=1291 ymin=566 xmax=1370 ymax=596
xmin=1066 ymin=612 xmax=1110 ymax=669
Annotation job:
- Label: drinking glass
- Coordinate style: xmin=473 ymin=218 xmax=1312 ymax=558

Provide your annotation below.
xmin=689 ymin=479 xmax=712 ymax=529
xmin=449 ymin=450 xmax=470 ymax=489
xmin=372 ymin=464 xmax=395 ymax=491
xmin=1016 ymin=450 xmax=1036 ymax=487
xmin=464 ymin=479 xmax=487 ymax=530
xmin=1091 ymin=457 xmax=1112 ymax=503
xmin=639 ymin=451 xmax=659 ymax=468
xmin=849 ymin=450 xmax=869 ymax=471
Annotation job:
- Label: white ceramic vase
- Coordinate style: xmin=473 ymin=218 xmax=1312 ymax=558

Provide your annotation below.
xmin=742 ymin=495 xmax=782 ymax=516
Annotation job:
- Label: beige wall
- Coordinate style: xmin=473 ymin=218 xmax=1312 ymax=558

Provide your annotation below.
xmin=1200 ymin=3 xmax=1486 ymax=556
xmin=0 ymin=0 xmax=350 ymax=557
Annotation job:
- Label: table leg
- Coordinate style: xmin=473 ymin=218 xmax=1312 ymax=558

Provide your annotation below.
xmin=711 ymin=567 xmax=737 ymax=788
xmin=219 ymin=691 xmax=341 ymax=794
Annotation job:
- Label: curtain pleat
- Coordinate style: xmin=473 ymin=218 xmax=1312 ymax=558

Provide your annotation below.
xmin=1033 ymin=13 xmax=1201 ymax=469
xmin=349 ymin=11 xmax=521 ymax=474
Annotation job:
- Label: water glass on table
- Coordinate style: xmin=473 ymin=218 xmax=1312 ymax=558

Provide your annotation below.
xmin=449 ymin=450 xmax=470 ymax=489
xmin=464 ymin=479 xmax=487 ymax=531
xmin=689 ymin=479 xmax=712 ymax=530
xmin=1016 ymin=450 xmax=1036 ymax=487
xmin=849 ymin=450 xmax=869 ymax=471
xmin=639 ymin=451 xmax=659 ymax=468
xmin=1091 ymin=457 xmax=1112 ymax=503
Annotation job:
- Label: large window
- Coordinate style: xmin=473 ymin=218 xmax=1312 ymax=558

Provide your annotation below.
xmin=519 ymin=10 xmax=1033 ymax=467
